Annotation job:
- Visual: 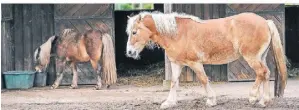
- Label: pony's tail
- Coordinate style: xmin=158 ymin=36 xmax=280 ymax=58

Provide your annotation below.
xmin=267 ymin=20 xmax=287 ymax=97
xmin=101 ymin=33 xmax=117 ymax=85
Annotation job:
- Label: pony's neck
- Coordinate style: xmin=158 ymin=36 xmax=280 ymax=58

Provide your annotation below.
xmin=142 ymin=15 xmax=173 ymax=52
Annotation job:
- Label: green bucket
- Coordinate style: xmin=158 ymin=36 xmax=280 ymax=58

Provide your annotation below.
xmin=3 ymin=71 xmax=35 ymax=89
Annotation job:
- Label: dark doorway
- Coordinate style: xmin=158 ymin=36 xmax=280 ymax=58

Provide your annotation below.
xmin=114 ymin=4 xmax=164 ymax=76
xmin=285 ymin=6 xmax=299 ymax=63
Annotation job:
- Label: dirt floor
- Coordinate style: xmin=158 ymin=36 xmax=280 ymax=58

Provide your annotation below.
xmin=2 ymin=79 xmax=299 ymax=110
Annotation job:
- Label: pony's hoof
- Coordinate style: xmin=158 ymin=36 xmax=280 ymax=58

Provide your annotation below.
xmin=160 ymin=100 xmax=176 ymax=109
xmin=206 ymin=99 xmax=217 ymax=107
xmin=51 ymin=84 xmax=58 ymax=89
xmin=257 ymin=98 xmax=271 ymax=108
xmin=249 ymin=97 xmax=259 ymax=105
xmin=106 ymin=85 xmax=110 ymax=89
xmin=94 ymin=85 xmax=102 ymax=90
xmin=70 ymin=85 xmax=78 ymax=89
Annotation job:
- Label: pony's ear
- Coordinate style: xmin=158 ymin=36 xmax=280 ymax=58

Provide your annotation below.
xmin=34 ymin=47 xmax=41 ymax=61
xmin=127 ymin=16 xmax=131 ymax=19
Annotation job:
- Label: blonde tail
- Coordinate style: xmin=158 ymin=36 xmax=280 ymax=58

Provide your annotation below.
xmin=101 ymin=33 xmax=117 ymax=85
xmin=267 ymin=20 xmax=287 ymax=97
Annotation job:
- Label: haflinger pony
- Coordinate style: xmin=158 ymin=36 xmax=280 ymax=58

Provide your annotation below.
xmin=34 ymin=28 xmax=117 ymax=90
xmin=125 ymin=11 xmax=287 ymax=109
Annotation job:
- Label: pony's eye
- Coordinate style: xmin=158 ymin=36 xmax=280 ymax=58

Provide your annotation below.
xmin=132 ymin=31 xmax=137 ymax=35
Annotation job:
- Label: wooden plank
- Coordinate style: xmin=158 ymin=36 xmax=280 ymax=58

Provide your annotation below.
xmin=23 ymin=4 xmax=33 ymax=71
xmin=55 ymin=4 xmax=112 ymax=18
xmin=44 ymin=4 xmax=56 ymax=85
xmin=1 ymin=4 xmax=13 ymax=20
xmin=204 ymin=65 xmax=212 ymax=80
xmin=62 ymin=4 xmax=85 ymax=17
xmin=13 ymin=4 xmax=24 ymax=70
xmin=93 ymin=4 xmax=113 ymax=18
xmin=54 ymin=4 xmax=76 ymax=17
xmin=244 ymin=4 xmax=260 ymax=11
xmin=194 ymin=4 xmax=203 ymax=18
xmin=220 ymin=65 xmax=227 ymax=81
xmin=228 ymin=4 xmax=240 ymax=11
xmin=1 ymin=21 xmax=14 ymax=73
xmin=212 ymin=4 xmax=219 ymax=19
xmin=32 ymin=5 xmax=42 ymax=52
xmin=1 ymin=22 xmax=7 ymax=73
xmin=211 ymin=65 xmax=221 ymax=81
xmin=238 ymin=4 xmax=251 ymax=12
xmin=219 ymin=4 xmax=226 ymax=18
xmin=100 ymin=19 xmax=114 ymax=39
xmin=41 ymin=4 xmax=50 ymax=42
xmin=73 ymin=4 xmax=107 ymax=17
xmin=204 ymin=4 xmax=210 ymax=19
xmin=254 ymin=4 xmax=271 ymax=12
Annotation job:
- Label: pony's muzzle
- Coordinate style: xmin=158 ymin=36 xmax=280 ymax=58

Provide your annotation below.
xmin=127 ymin=50 xmax=137 ymax=57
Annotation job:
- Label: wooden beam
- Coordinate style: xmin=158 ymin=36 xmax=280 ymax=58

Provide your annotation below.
xmin=275 ymin=5 xmax=286 ymax=97
xmin=163 ymin=4 xmax=172 ymax=90
xmin=14 ymin=4 xmax=24 ymax=70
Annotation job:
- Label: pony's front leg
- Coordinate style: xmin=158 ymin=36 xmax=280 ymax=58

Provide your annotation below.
xmin=70 ymin=62 xmax=78 ymax=89
xmin=51 ymin=72 xmax=64 ymax=89
xmin=189 ymin=62 xmax=217 ymax=107
xmin=90 ymin=60 xmax=102 ymax=90
xmin=160 ymin=62 xmax=183 ymax=109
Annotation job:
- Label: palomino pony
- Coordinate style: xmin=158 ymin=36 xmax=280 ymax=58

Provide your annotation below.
xmin=125 ymin=11 xmax=287 ymax=108
xmin=34 ymin=28 xmax=117 ymax=90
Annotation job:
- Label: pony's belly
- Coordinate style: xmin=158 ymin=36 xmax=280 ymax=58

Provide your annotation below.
xmin=202 ymin=53 xmax=240 ymax=65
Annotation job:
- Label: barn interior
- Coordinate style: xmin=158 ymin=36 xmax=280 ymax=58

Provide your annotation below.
xmin=114 ymin=4 xmax=165 ymax=77
xmin=285 ymin=5 xmax=299 ymax=67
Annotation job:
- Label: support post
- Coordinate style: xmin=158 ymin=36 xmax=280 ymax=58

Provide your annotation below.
xmin=163 ymin=4 xmax=172 ymax=90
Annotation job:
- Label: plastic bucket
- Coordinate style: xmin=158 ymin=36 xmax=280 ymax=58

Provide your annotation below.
xmin=34 ymin=72 xmax=47 ymax=87
xmin=3 ymin=71 xmax=35 ymax=89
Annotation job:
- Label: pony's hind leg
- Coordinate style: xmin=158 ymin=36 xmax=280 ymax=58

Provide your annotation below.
xmin=259 ymin=57 xmax=271 ymax=107
xmin=243 ymin=56 xmax=269 ymax=106
xmin=259 ymin=47 xmax=271 ymax=107
xmin=70 ymin=62 xmax=78 ymax=89
xmin=90 ymin=60 xmax=102 ymax=90
xmin=160 ymin=62 xmax=183 ymax=109
xmin=189 ymin=62 xmax=216 ymax=107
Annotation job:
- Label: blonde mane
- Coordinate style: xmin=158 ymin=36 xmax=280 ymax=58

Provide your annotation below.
xmin=126 ymin=11 xmax=204 ymax=37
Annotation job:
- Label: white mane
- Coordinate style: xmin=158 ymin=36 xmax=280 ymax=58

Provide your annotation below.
xmin=126 ymin=11 xmax=204 ymax=37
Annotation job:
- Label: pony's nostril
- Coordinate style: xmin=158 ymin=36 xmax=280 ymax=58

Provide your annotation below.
xmin=132 ymin=51 xmax=136 ymax=56
xmin=128 ymin=51 xmax=132 ymax=55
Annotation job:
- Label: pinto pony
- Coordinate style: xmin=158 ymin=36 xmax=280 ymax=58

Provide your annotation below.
xmin=34 ymin=29 xmax=117 ymax=90
xmin=125 ymin=11 xmax=287 ymax=108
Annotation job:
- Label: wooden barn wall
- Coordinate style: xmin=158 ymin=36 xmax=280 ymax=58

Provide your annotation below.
xmin=53 ymin=4 xmax=114 ymax=85
xmin=1 ymin=4 xmax=55 ymax=86
xmin=171 ymin=4 xmax=227 ymax=82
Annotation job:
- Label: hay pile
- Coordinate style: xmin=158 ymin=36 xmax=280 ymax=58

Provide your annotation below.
xmin=117 ymin=62 xmax=164 ymax=87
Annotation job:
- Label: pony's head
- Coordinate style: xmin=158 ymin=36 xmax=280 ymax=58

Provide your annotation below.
xmin=125 ymin=12 xmax=157 ymax=59
xmin=125 ymin=11 xmax=204 ymax=59
xmin=34 ymin=35 xmax=58 ymax=72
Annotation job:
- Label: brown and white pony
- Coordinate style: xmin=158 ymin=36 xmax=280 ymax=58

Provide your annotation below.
xmin=125 ymin=11 xmax=287 ymax=108
xmin=34 ymin=29 xmax=117 ymax=90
